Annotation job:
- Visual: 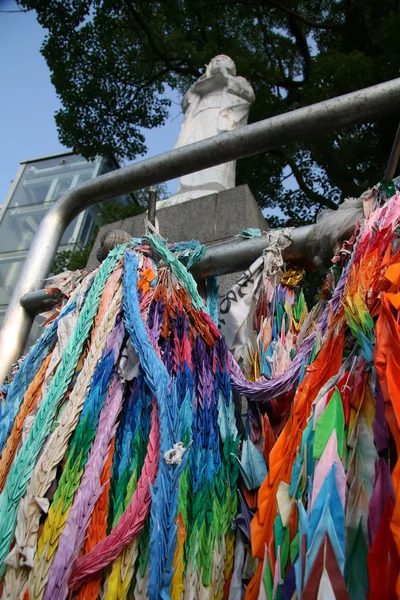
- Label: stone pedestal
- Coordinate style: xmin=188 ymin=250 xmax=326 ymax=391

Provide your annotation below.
xmin=87 ymin=184 xmax=268 ymax=296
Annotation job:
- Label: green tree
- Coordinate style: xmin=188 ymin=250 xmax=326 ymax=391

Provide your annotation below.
xmin=19 ymin=0 xmax=400 ymax=226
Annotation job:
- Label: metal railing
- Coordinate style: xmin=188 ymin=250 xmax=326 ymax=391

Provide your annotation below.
xmin=1 ymin=77 xmax=400 ymax=386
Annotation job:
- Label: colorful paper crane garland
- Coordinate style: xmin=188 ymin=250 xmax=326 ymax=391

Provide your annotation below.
xmin=0 ymin=190 xmax=400 ymax=599
xmin=0 ymin=236 xmax=240 ymax=600
xmin=241 ymin=191 xmax=400 ymax=599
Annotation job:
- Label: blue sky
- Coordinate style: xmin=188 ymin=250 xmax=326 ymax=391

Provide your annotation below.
xmin=0 ymin=0 xmax=182 ymax=203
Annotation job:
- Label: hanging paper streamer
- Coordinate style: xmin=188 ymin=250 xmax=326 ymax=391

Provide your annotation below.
xmin=242 ymin=190 xmax=400 ymax=599
xmin=0 ymin=237 xmax=240 ymax=599
xmin=0 ymin=186 xmax=400 ymax=600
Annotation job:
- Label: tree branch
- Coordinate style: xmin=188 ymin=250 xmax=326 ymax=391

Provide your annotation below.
xmin=254 ymin=8 xmax=285 ymax=80
xmin=196 ymin=10 xmax=209 ymax=45
xmin=121 ymin=66 xmax=172 ymax=98
xmin=123 ymin=0 xmax=201 ymax=78
xmin=287 ymin=14 xmax=311 ymax=80
xmin=166 ymin=0 xmax=343 ymax=30
xmin=252 ymin=7 xmax=308 ymax=92
xmin=278 ymin=78 xmax=305 ymax=89
xmin=271 ymin=150 xmax=338 ymax=210
xmin=263 ymin=0 xmax=343 ymax=30
xmin=213 ymin=0 xmax=343 ymax=30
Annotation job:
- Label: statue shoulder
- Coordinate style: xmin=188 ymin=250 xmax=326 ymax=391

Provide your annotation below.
xmin=227 ymin=75 xmax=255 ymax=102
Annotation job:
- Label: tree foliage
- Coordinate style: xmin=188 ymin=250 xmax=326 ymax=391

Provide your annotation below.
xmin=19 ymin=0 xmax=400 ymax=226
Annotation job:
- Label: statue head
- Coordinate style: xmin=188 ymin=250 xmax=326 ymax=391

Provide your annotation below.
xmin=206 ymin=55 xmax=237 ymax=76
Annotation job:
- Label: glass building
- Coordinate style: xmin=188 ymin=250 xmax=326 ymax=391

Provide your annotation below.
xmin=0 ymin=152 xmax=123 ymax=345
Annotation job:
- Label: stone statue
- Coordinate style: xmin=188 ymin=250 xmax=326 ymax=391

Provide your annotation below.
xmin=162 ymin=55 xmax=255 ymax=206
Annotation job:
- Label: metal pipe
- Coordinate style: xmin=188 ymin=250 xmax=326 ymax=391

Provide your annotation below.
xmin=1 ymin=77 xmax=400 ymax=385
xmin=19 ymin=226 xmax=314 ymax=315
xmin=192 ymin=226 xmax=313 ymax=278
xmin=148 ymin=188 xmax=157 ymax=226
xmin=384 ymin=122 xmax=400 ymax=182
xmin=20 ymin=289 xmax=63 ymax=315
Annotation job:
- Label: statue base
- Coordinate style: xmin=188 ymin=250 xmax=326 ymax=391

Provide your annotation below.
xmin=157 ymin=187 xmax=226 ymax=208
xmin=87 ymin=185 xmax=268 ymax=297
